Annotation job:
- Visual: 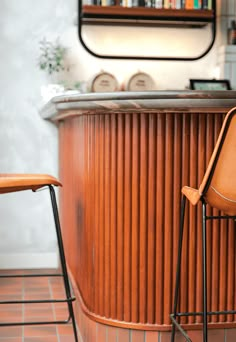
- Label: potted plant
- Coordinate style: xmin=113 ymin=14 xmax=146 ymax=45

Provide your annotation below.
xmin=38 ymin=37 xmax=69 ymax=102
xmin=38 ymin=37 xmax=68 ymax=76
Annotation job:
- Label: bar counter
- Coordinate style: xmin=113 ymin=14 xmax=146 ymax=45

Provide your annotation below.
xmin=42 ymin=91 xmax=236 ymax=341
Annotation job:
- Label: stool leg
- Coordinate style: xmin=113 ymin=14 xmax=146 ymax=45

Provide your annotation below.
xmin=49 ymin=185 xmax=78 ymax=342
xmin=202 ymin=200 xmax=208 ymax=342
xmin=171 ymin=195 xmax=187 ymax=342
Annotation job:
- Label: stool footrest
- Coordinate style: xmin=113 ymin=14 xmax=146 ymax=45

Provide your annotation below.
xmin=0 ymin=273 xmax=63 ymax=278
xmin=0 ymin=297 xmax=76 ymax=305
xmin=0 ymin=317 xmax=72 ymax=327
xmin=170 ymin=314 xmax=192 ymax=342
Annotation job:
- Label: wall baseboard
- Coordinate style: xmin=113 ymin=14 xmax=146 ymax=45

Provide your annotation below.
xmin=0 ymin=253 xmax=58 ymax=269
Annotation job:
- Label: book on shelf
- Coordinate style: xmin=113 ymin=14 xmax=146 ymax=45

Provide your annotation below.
xmin=164 ymin=0 xmax=170 ymax=8
xmin=155 ymin=0 xmax=163 ymax=8
xmin=185 ymin=0 xmax=193 ymax=9
xmin=122 ymin=0 xmax=133 ymax=6
xmin=138 ymin=0 xmax=146 ymax=6
xmin=202 ymin=0 xmax=208 ymax=9
xmin=175 ymin=0 xmax=181 ymax=8
xmin=194 ymin=0 xmax=200 ymax=8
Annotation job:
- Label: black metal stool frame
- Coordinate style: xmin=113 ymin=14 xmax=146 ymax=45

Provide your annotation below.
xmin=170 ymin=110 xmax=236 ymax=342
xmin=170 ymin=196 xmax=236 ymax=342
xmin=0 ymin=185 xmax=78 ymax=342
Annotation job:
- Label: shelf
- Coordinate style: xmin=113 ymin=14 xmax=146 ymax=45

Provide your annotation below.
xmin=81 ymin=6 xmax=214 ymax=26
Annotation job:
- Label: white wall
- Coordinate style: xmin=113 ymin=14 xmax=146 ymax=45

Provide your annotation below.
xmin=0 ymin=0 xmax=75 ymax=268
xmin=0 ymin=0 xmax=228 ymax=268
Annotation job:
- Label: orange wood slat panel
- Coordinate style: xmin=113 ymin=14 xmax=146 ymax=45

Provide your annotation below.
xmin=211 ymin=100 xmax=222 ymax=319
xmin=147 ymin=114 xmax=156 ymax=325
xmin=163 ymin=113 xmax=174 ymax=325
xmin=124 ymin=114 xmax=132 ymax=322
xmin=155 ymin=113 xmax=165 ymax=325
xmin=131 ymin=114 xmax=140 ymax=324
xmin=59 ymin=111 xmax=236 ymax=329
xmin=188 ymin=114 xmax=198 ymax=324
xmin=180 ymin=114 xmax=190 ymax=325
xmin=117 ymin=114 xmax=124 ymax=321
xmin=110 ymin=114 xmax=118 ymax=319
xmin=139 ymin=113 xmax=148 ymax=324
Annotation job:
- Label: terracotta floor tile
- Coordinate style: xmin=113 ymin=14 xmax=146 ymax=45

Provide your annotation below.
xmin=24 ymin=306 xmax=53 ymax=317
xmin=145 ymin=331 xmax=159 ymax=342
xmin=24 ymin=337 xmax=58 ymax=342
xmin=208 ymin=329 xmax=225 ymax=342
xmin=60 ymin=336 xmax=76 ymax=342
xmin=0 ymin=326 xmax=23 ymax=338
xmin=0 ymin=269 xmax=79 ymax=342
xmin=0 ymin=310 xmax=23 ymax=323
xmin=131 ymin=330 xmax=145 ymax=342
xmin=0 ymin=304 xmax=22 ymax=311
xmin=57 ymin=324 xmax=74 ymax=335
xmin=24 ymin=325 xmax=57 ymax=337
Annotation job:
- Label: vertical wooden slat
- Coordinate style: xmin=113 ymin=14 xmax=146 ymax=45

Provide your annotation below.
xmin=98 ymin=114 xmax=105 ymax=315
xmin=104 ymin=114 xmax=111 ymax=318
xmin=196 ymin=113 xmax=206 ymax=323
xmin=88 ymin=115 xmax=96 ymax=311
xmin=110 ymin=114 xmax=117 ymax=319
xmin=131 ymin=113 xmax=140 ymax=323
xmin=163 ymin=113 xmax=174 ymax=325
xmin=147 ymin=113 xmax=156 ymax=324
xmin=172 ymin=113 xmax=182 ymax=317
xmin=219 ymin=211 xmax=228 ymax=322
xmin=94 ymin=115 xmax=100 ymax=314
xmin=139 ymin=113 xmax=148 ymax=324
xmin=211 ymin=114 xmax=222 ymax=323
xmin=155 ymin=113 xmax=165 ymax=325
xmin=180 ymin=113 xmax=190 ymax=325
xmin=117 ymin=114 xmax=124 ymax=321
xmin=206 ymin=114 xmax=214 ymax=322
xmin=124 ymin=114 xmax=132 ymax=322
xmin=188 ymin=114 xmax=198 ymax=324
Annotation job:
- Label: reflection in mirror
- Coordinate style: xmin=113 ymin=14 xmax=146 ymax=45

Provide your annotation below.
xmin=81 ymin=24 xmax=214 ymax=59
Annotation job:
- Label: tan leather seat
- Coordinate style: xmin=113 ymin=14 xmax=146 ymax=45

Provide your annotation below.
xmin=0 ymin=173 xmax=62 ymax=193
xmin=0 ymin=173 xmax=78 ymax=340
xmin=182 ymin=106 xmax=236 ymax=215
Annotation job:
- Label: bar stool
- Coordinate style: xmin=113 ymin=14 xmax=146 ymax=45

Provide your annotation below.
xmin=170 ymin=107 xmax=236 ymax=342
xmin=0 ymin=174 xmax=78 ymax=341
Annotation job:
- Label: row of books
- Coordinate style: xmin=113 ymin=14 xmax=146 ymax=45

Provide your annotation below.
xmin=83 ymin=0 xmax=212 ymax=9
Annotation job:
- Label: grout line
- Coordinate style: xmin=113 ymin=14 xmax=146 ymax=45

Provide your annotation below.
xmin=22 ymin=277 xmax=24 ymax=342
xmin=48 ymin=276 xmax=60 ymax=342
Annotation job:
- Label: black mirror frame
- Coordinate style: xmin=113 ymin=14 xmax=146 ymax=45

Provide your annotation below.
xmin=77 ymin=0 xmax=216 ymax=61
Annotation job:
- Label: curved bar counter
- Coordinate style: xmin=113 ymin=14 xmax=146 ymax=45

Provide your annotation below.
xmin=42 ymin=91 xmax=236 ymax=341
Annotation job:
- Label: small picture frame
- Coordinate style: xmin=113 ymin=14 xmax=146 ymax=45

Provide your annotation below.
xmin=190 ymin=79 xmax=231 ymax=91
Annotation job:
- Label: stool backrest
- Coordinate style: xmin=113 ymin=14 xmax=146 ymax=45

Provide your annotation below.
xmin=198 ymin=107 xmax=236 ymax=214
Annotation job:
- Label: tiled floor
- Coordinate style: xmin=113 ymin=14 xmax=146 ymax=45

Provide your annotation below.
xmin=0 ymin=269 xmax=79 ymax=342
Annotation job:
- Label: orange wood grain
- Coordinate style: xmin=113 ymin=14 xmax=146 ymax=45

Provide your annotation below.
xmin=58 ymin=110 xmax=235 ymax=330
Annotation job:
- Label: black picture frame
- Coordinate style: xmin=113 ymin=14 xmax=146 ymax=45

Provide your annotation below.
xmin=190 ymin=79 xmax=231 ymax=91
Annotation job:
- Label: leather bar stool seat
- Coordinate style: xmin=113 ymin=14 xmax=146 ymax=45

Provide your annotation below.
xmin=171 ymin=106 xmax=236 ymax=342
xmin=0 ymin=173 xmax=78 ymax=341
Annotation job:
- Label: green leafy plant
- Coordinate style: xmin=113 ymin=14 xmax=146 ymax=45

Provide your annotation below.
xmin=38 ymin=38 xmax=68 ymax=75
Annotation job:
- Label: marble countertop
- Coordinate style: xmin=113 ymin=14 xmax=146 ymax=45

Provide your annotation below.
xmin=40 ymin=90 xmax=236 ymax=121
